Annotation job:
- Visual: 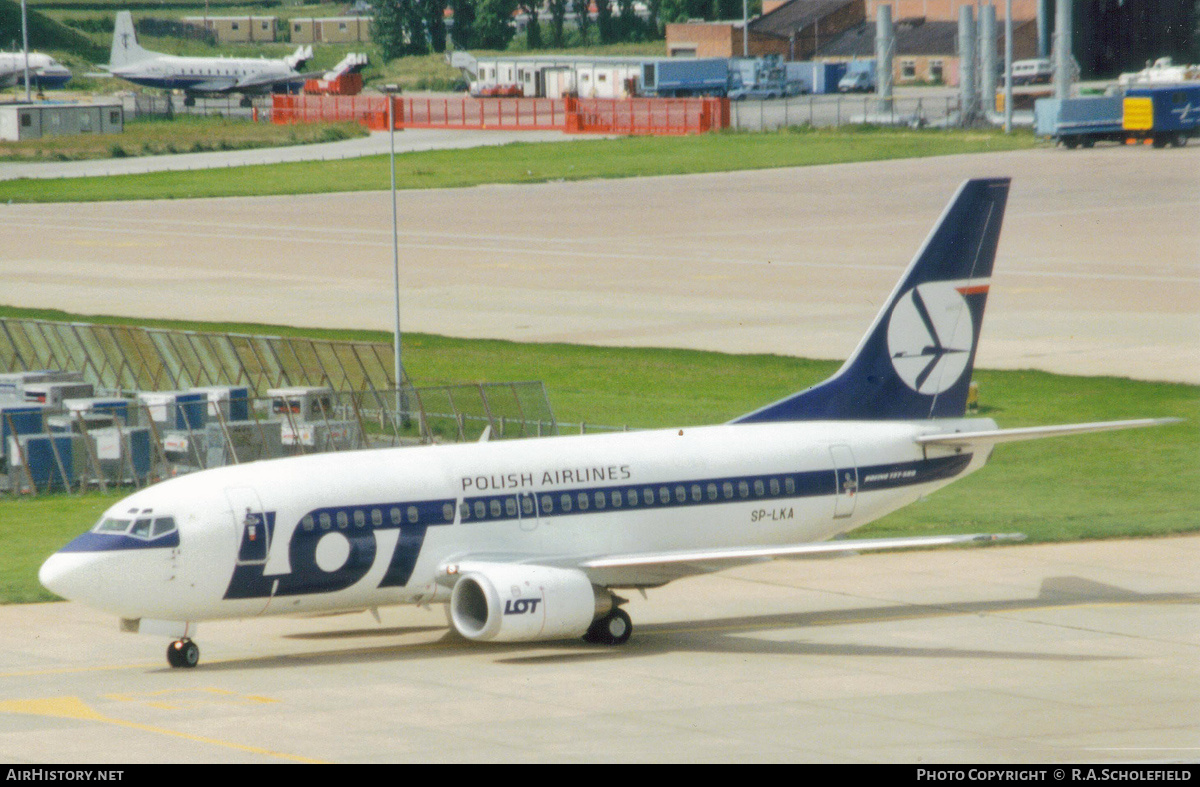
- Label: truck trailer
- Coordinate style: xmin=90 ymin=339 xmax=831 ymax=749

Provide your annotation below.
xmin=1035 ymin=84 xmax=1199 ymax=148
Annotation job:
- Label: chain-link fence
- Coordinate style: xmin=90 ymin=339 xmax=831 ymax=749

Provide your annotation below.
xmin=122 ymin=92 xmax=275 ymax=122
xmin=731 ymin=93 xmax=964 ymax=131
xmin=1 ymin=382 xmax=560 ymax=496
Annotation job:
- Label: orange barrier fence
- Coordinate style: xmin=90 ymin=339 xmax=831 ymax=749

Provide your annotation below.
xmin=273 ymin=94 xmax=391 ymax=130
xmin=272 ymin=95 xmax=730 ymax=135
xmin=568 ymin=97 xmax=728 ymax=135
xmin=399 ymin=96 xmax=566 ymax=131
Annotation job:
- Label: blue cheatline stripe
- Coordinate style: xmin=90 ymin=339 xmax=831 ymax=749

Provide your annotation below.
xmin=58 ymin=530 xmax=180 ymax=553
xmin=457 ymin=454 xmax=973 ymax=525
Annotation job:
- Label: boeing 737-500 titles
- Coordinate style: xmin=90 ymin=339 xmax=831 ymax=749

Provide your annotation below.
xmin=39 ymin=178 xmax=1179 ymax=667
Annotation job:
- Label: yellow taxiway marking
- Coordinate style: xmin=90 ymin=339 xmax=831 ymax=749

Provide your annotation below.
xmin=102 ymin=687 xmax=279 ymax=711
xmin=0 ymin=696 xmax=325 ymax=764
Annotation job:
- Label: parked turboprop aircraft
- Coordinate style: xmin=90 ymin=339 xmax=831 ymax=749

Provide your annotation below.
xmin=104 ymin=11 xmax=314 ymax=105
xmin=0 ymin=51 xmax=72 ymax=90
xmin=39 ymin=178 xmax=1179 ymax=668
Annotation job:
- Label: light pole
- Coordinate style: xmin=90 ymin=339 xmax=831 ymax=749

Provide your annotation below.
xmin=20 ymin=0 xmax=31 ymax=102
xmin=385 ymin=87 xmax=407 ymax=430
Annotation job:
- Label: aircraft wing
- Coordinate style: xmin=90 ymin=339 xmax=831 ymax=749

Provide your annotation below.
xmin=190 ymin=78 xmax=239 ymax=93
xmin=916 ymin=418 xmax=1183 ymax=449
xmin=575 ymin=533 xmax=1026 ymax=587
xmin=232 ymin=71 xmax=310 ymax=91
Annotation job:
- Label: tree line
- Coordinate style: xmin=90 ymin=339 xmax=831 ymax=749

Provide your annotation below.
xmin=369 ymin=0 xmax=761 ymax=59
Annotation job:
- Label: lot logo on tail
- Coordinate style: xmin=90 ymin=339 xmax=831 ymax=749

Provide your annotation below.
xmin=887 ymin=282 xmax=975 ymax=395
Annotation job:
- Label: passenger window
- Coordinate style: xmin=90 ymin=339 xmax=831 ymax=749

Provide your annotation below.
xmin=675 ymin=485 xmax=686 ymax=503
xmin=723 ymin=482 xmax=734 ymax=499
xmin=443 ymin=503 xmax=455 ymax=522
xmin=577 ymin=493 xmax=589 ymax=511
xmin=490 ymin=499 xmax=502 ymax=517
xmin=785 ymin=477 xmax=796 ymax=495
xmin=391 ymin=507 xmax=402 ymax=525
xmin=521 ymin=496 xmax=534 ymax=515
xmin=595 ymin=491 xmax=606 ymax=509
xmin=643 ymin=488 xmax=654 ymax=505
xmin=627 ymin=489 xmax=638 ymax=506
xmin=611 ymin=491 xmax=622 ymax=508
xmin=474 ymin=501 xmax=486 ymax=519
xmin=460 ymin=502 xmax=471 ymax=521
xmin=659 ymin=487 xmax=670 ymax=504
xmin=407 ymin=506 xmax=419 ymax=524
xmin=770 ymin=479 xmax=780 ymax=496
xmin=353 ymin=510 xmax=366 ymax=528
xmin=301 ymin=515 xmax=314 ymax=531
xmin=151 ymin=517 xmax=176 ymax=537
xmin=372 ymin=509 xmax=383 ymax=527
xmin=541 ymin=495 xmax=554 ymax=514
xmin=691 ymin=485 xmax=702 ymax=502
xmin=560 ymin=494 xmax=572 ymax=513
xmin=754 ymin=480 xmax=765 ymax=497
xmin=336 ymin=511 xmax=348 ymax=529
xmin=319 ymin=513 xmax=332 ymax=530
xmin=738 ymin=481 xmax=749 ymax=498
xmin=707 ymin=484 xmax=718 ymax=501
xmin=506 ymin=498 xmax=518 ymax=516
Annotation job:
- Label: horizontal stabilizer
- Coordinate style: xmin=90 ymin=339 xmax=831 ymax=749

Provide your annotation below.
xmin=916 ymin=418 xmax=1183 ymax=449
xmin=581 ymin=532 xmax=1026 ymax=571
xmin=323 ymin=52 xmax=369 ymax=80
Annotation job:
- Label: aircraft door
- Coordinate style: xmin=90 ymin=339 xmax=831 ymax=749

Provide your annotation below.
xmin=517 ymin=492 xmax=539 ymax=532
xmin=829 ymin=445 xmax=858 ymax=519
xmin=226 ymin=487 xmax=270 ymax=565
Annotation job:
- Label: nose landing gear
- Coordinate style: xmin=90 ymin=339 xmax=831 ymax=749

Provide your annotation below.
xmin=167 ymin=638 xmax=200 ymax=668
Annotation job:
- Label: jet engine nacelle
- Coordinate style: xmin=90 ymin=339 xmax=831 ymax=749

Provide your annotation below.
xmin=448 ymin=563 xmax=607 ymax=642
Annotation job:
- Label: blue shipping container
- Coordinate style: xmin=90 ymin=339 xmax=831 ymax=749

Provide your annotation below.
xmin=1 ymin=405 xmax=46 ymax=451
xmin=20 ymin=434 xmax=75 ymax=491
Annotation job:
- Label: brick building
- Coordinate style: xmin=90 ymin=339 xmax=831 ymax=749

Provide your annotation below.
xmin=815 ymin=16 xmax=1039 ymax=86
xmin=666 ymin=0 xmax=865 ymax=60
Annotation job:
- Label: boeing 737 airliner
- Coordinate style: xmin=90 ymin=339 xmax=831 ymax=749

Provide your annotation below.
xmin=39 ymin=178 xmax=1177 ymax=668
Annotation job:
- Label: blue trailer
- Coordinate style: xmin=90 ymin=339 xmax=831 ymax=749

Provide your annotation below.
xmin=1035 ymin=84 xmax=1200 ymax=148
xmin=644 ymin=59 xmax=732 ymax=98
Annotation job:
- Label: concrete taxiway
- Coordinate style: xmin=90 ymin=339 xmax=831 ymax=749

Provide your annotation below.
xmin=1 ymin=145 xmax=1197 ymax=382
xmin=2 ymin=536 xmax=1197 ymax=763
xmin=0 ymin=140 xmax=1197 ymax=762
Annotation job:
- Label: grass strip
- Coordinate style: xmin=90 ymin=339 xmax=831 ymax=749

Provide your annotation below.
xmin=0 ymin=126 xmax=1038 ymax=203
xmin=0 ymin=116 xmax=368 ymax=162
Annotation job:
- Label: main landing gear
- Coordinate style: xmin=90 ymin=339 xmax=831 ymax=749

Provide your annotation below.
xmin=584 ymin=607 xmax=632 ymax=646
xmin=167 ymin=638 xmax=200 ymax=668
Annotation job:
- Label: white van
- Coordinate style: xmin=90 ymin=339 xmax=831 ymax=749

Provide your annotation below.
xmin=1011 ymin=58 xmax=1052 ymax=85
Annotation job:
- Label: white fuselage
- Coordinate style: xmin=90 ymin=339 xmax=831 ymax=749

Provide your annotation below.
xmin=109 ymin=54 xmax=294 ymax=93
xmin=41 ymin=418 xmax=993 ymax=625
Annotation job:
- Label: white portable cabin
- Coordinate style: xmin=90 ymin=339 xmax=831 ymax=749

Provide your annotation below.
xmin=468 ymin=55 xmax=655 ymax=98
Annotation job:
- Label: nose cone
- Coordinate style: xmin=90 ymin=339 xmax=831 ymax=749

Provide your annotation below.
xmin=39 ymin=552 xmax=102 ymax=603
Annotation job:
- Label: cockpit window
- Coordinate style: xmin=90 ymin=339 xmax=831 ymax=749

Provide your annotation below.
xmin=93 ymin=515 xmax=176 ymax=539
xmin=96 ymin=518 xmax=131 ymax=533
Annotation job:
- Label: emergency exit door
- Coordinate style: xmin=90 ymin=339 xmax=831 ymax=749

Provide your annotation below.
xmin=829 ymin=445 xmax=858 ymax=519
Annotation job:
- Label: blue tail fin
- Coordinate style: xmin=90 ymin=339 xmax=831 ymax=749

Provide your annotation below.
xmin=735 ymin=177 xmax=1010 ymax=423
